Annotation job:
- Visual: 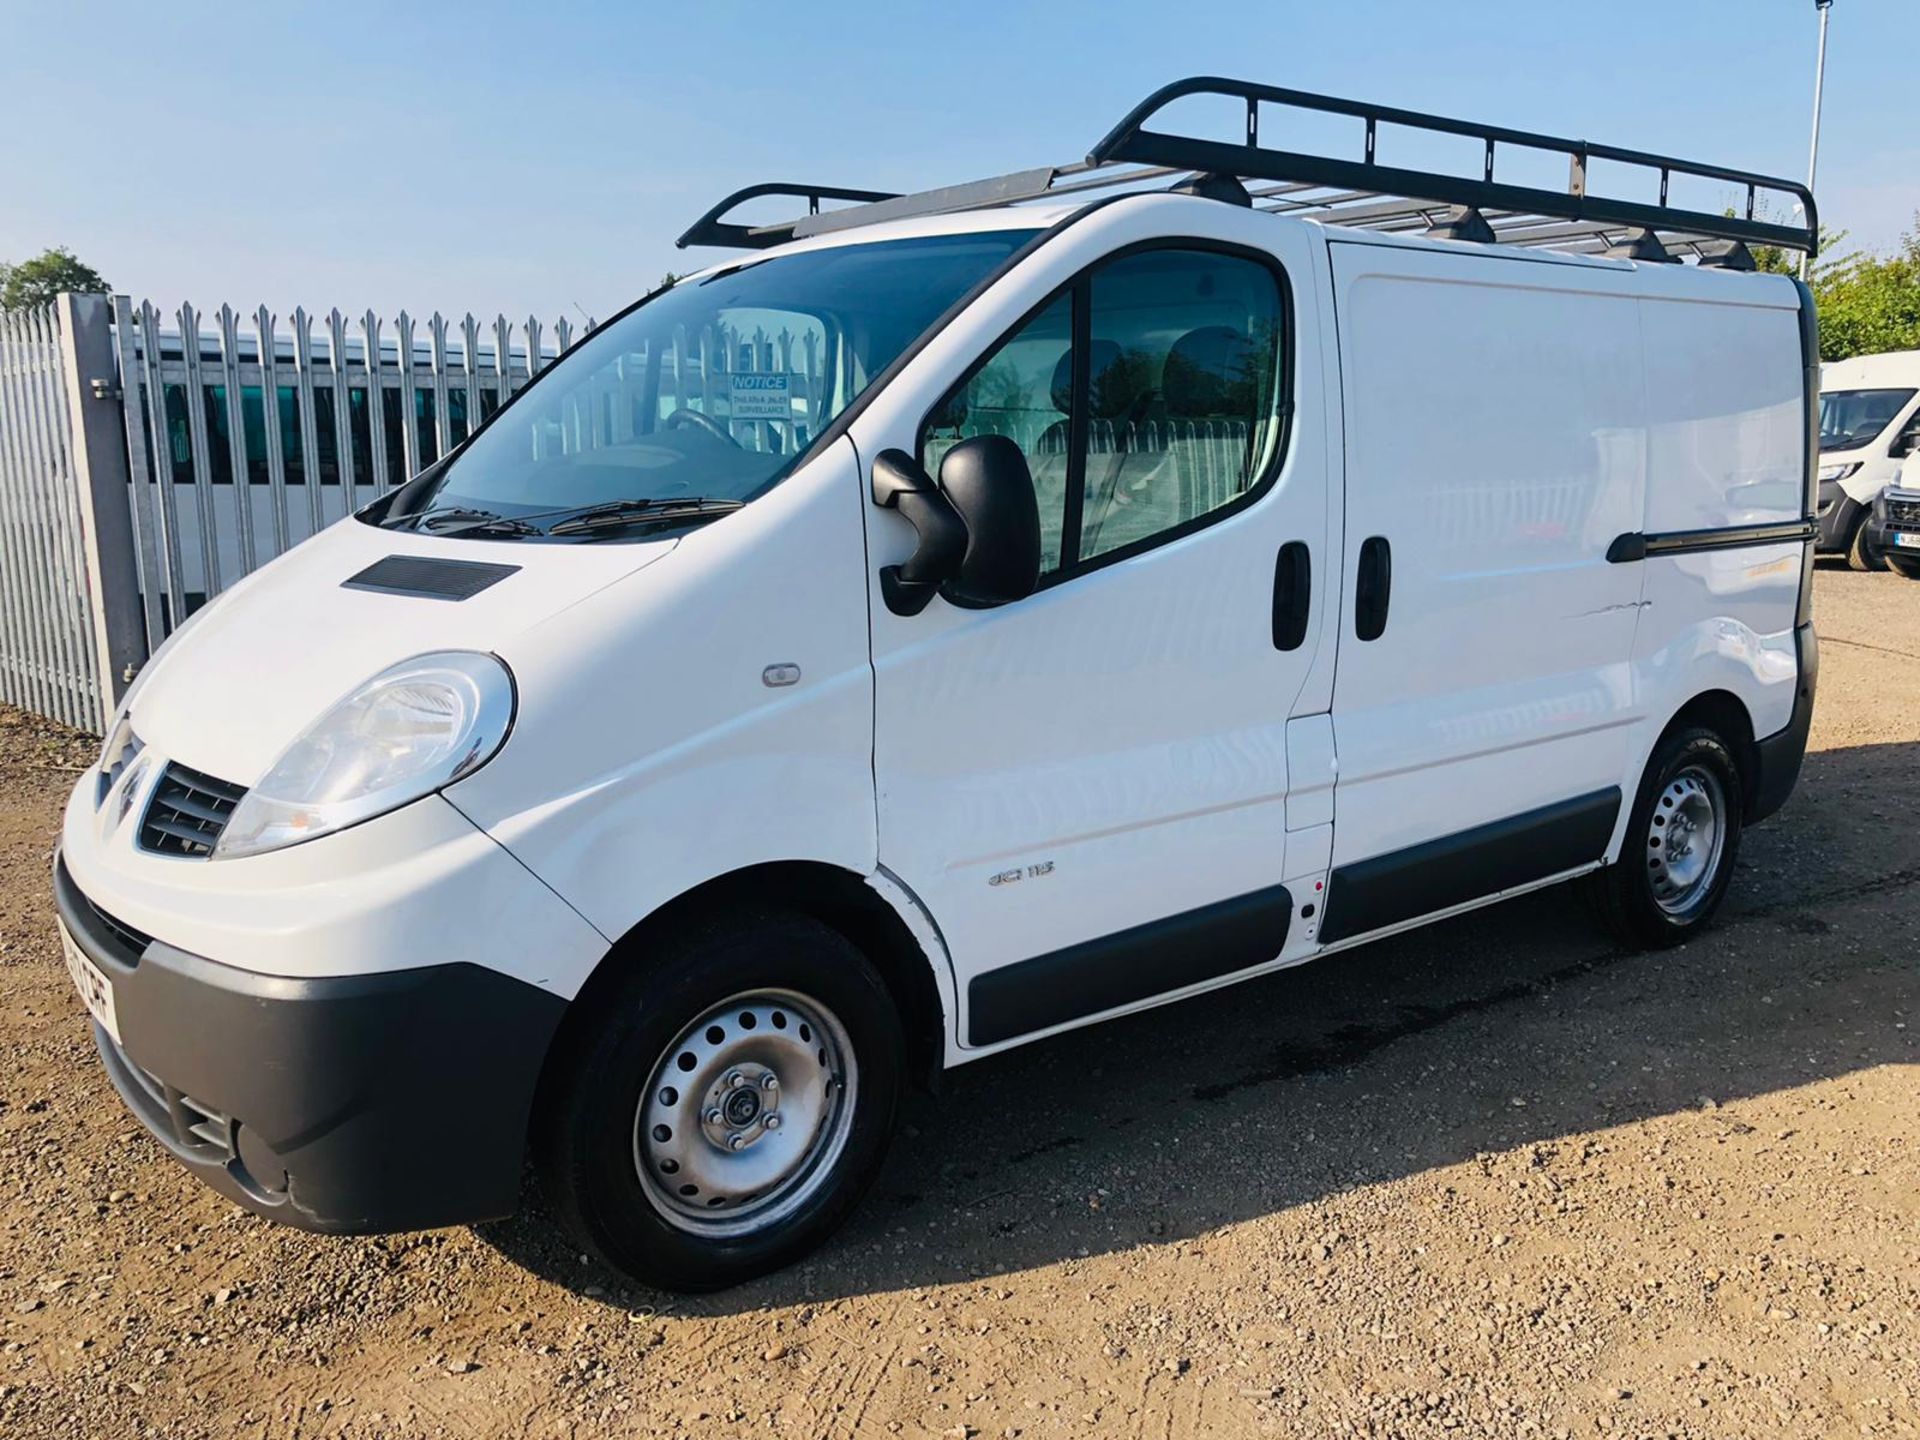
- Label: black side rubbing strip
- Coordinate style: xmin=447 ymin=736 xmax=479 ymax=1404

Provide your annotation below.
xmin=1605 ymin=520 xmax=1817 ymax=563
xmin=1272 ymin=541 xmax=1311 ymax=650
xmin=1317 ymin=788 xmax=1621 ymax=944
xmin=968 ymin=883 xmax=1293 ymax=1046
xmin=343 ymin=555 xmax=521 ymax=601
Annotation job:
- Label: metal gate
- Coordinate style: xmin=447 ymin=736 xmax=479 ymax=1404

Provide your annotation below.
xmin=0 ymin=292 xmax=584 ymax=731
xmin=0 ymin=300 xmax=113 ymax=730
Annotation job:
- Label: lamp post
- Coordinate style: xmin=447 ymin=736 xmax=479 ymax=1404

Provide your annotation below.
xmin=1802 ymin=0 xmax=1833 ymax=279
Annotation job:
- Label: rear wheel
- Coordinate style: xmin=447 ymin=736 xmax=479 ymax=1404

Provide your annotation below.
xmin=1590 ymin=726 xmax=1743 ymax=948
xmin=535 ymin=911 xmax=903 ymax=1291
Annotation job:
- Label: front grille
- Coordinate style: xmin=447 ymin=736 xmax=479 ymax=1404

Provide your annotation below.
xmin=139 ymin=762 xmax=247 ymax=858
xmin=112 ymin=1042 xmax=235 ymax=1161
xmin=86 ymin=897 xmax=152 ymax=960
xmin=1886 ymin=495 xmax=1920 ymax=528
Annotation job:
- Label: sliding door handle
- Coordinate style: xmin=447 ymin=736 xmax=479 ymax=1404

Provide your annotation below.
xmin=1272 ymin=541 xmax=1311 ymax=650
xmin=1355 ymin=535 xmax=1391 ymax=641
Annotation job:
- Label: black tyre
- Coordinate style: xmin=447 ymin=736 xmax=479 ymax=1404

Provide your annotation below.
xmin=534 ymin=910 xmax=903 ymax=1292
xmin=1590 ymin=726 xmax=1744 ymax=949
xmin=1887 ymin=554 xmax=1920 ymax=581
xmin=1845 ymin=513 xmax=1885 ymax=572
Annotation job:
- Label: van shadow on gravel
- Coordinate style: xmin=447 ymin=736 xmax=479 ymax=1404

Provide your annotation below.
xmin=475 ymin=739 xmax=1920 ymax=1316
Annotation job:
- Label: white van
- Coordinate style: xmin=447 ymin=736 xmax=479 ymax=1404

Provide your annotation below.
xmin=1816 ymin=348 xmax=1920 ymax=568
xmin=55 ymin=80 xmax=1821 ymax=1290
xmin=1870 ymin=453 xmax=1920 ymax=578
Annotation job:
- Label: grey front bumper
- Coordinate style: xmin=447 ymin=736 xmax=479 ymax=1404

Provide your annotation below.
xmin=56 ymin=855 xmax=568 ymax=1234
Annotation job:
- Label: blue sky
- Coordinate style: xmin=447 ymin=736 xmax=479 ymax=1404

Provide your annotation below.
xmin=1 ymin=0 xmax=1914 ymax=323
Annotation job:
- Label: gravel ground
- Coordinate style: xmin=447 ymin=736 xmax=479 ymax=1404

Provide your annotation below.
xmin=1 ymin=565 xmax=1915 ymax=1439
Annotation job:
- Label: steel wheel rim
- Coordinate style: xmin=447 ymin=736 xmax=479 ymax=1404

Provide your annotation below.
xmin=1647 ymin=764 xmax=1726 ymax=916
xmin=634 ymin=989 xmax=856 ymax=1238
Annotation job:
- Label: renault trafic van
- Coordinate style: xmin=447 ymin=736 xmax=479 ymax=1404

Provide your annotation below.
xmin=55 ymin=79 xmax=1821 ymax=1290
xmin=1816 ymin=349 xmax=1920 ymax=568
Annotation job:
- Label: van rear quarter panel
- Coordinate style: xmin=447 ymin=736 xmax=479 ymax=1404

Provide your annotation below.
xmin=1324 ymin=239 xmax=1804 ymax=872
xmin=1630 ymin=277 xmax=1806 ymax=750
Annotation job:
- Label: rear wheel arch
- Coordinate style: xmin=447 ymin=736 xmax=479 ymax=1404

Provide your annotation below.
xmin=1660 ymin=689 xmax=1759 ymax=813
xmin=1592 ymin=718 xmax=1747 ymax=948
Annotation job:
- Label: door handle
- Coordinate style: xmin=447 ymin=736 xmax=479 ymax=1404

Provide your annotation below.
xmin=1355 ymin=535 xmax=1391 ymax=641
xmin=1272 ymin=541 xmax=1311 ymax=651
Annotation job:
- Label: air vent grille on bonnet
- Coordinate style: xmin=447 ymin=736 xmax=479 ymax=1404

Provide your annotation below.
xmin=342 ymin=555 xmax=521 ymax=601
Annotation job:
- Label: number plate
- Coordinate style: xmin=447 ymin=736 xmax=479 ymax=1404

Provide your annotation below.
xmin=59 ymin=919 xmax=121 ymax=1044
xmin=1894 ymin=532 xmax=1920 ymax=550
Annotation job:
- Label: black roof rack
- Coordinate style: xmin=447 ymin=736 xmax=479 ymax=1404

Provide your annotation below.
xmin=676 ymin=182 xmax=901 ymax=250
xmin=679 ymin=76 xmax=1818 ymax=261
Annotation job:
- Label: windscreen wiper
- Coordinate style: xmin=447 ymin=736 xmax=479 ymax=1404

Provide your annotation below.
xmin=377 ymin=505 xmax=545 ymax=539
xmin=543 ymin=497 xmax=745 ymax=537
xmin=422 ymin=511 xmax=546 ymax=539
xmin=376 ymin=504 xmax=540 ymax=538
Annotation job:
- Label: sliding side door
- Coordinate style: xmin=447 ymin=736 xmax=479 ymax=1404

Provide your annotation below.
xmin=1320 ymin=241 xmax=1648 ymax=943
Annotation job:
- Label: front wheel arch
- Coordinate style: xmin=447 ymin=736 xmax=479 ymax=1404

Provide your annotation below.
xmin=538 ymin=862 xmax=948 ymax=1117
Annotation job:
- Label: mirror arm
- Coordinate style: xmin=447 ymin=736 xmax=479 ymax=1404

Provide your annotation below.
xmin=872 ymin=449 xmax=966 ymax=616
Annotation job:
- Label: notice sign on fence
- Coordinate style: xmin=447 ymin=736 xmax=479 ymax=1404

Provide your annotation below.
xmin=729 ymin=373 xmax=793 ymax=420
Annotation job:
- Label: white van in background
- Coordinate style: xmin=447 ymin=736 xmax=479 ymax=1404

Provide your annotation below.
xmin=1816 ymin=348 xmax=1920 ymax=568
xmin=54 ymin=79 xmax=1821 ymax=1290
xmin=1869 ymin=441 xmax=1920 ymax=578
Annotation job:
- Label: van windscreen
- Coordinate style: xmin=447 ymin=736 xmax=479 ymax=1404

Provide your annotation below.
xmin=373 ymin=229 xmax=1034 ymax=539
xmin=1819 ymin=388 xmax=1915 ymax=452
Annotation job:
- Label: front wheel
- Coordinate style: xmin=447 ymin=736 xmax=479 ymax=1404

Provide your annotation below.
xmin=1846 ymin=513 xmax=1887 ymax=572
xmin=1589 ymin=726 xmax=1744 ymax=948
xmin=1886 ymin=554 xmax=1920 ymax=580
xmin=534 ymin=911 xmax=903 ymax=1291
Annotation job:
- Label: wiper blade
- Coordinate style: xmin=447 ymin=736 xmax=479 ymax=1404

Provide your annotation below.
xmin=381 ymin=504 xmax=544 ymax=538
xmin=380 ymin=504 xmax=504 ymax=531
xmin=544 ymin=497 xmax=745 ymax=537
xmin=426 ymin=513 xmax=545 ymax=539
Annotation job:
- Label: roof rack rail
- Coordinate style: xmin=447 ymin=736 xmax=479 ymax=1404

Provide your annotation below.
xmin=676 ymin=182 xmax=902 ymax=251
xmin=679 ymin=77 xmax=1818 ymax=260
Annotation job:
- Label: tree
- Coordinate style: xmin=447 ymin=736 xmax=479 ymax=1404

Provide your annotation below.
xmin=0 ymin=246 xmax=110 ymax=312
xmin=1805 ymin=220 xmax=1920 ymax=361
xmin=1746 ymin=215 xmax=1920 ymax=361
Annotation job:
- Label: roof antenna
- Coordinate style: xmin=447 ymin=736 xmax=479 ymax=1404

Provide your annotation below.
xmin=1170 ymin=172 xmax=1252 ymax=207
xmin=1602 ymin=228 xmax=1676 ymax=263
xmin=1424 ymin=205 xmax=1497 ymax=244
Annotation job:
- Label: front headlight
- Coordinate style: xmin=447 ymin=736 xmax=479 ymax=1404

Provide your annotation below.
xmin=95 ymin=711 xmax=144 ymax=808
xmin=213 ymin=651 xmax=515 ymax=860
xmin=1818 ymin=461 xmax=1861 ymax=483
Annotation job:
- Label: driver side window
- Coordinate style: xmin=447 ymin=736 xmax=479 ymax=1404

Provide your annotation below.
xmin=921 ymin=292 xmax=1073 ymax=574
xmin=920 ymin=246 xmax=1288 ymax=583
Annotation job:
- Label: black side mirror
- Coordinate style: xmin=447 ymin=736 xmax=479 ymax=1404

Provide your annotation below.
xmin=872 ymin=450 xmax=966 ymax=616
xmin=937 ymin=435 xmax=1041 ymax=607
xmin=871 ymin=437 xmax=1040 ymax=616
xmin=1893 ymin=425 xmax=1920 ymax=459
